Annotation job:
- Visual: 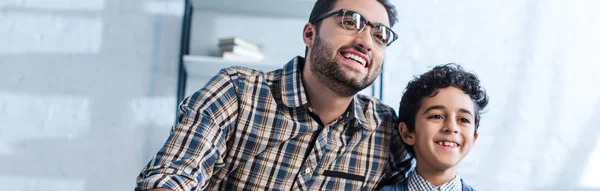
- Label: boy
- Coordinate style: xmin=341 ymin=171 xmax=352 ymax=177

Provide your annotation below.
xmin=380 ymin=63 xmax=489 ymax=191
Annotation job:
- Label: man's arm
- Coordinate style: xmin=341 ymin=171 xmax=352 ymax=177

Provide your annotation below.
xmin=136 ymin=69 xmax=240 ymax=191
xmin=375 ymin=104 xmax=414 ymax=190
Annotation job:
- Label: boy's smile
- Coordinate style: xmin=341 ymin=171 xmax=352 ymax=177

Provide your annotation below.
xmin=435 ymin=140 xmax=460 ymax=150
xmin=400 ymin=87 xmax=479 ymax=173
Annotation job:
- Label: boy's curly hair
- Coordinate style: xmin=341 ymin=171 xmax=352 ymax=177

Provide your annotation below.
xmin=398 ymin=63 xmax=489 ymax=154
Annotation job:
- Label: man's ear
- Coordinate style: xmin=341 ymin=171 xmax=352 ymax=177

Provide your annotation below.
xmin=302 ymin=23 xmax=315 ymax=48
xmin=399 ymin=122 xmax=415 ymax=146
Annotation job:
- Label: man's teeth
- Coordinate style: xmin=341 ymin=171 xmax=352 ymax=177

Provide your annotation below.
xmin=343 ymin=53 xmax=366 ymax=67
xmin=436 ymin=141 xmax=458 ymax=147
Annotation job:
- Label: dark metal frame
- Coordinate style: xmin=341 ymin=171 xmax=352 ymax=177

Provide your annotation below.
xmin=176 ymin=0 xmax=193 ymax=110
xmin=311 ymin=9 xmax=398 ymax=47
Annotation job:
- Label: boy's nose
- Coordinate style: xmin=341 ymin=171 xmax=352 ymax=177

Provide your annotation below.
xmin=442 ymin=121 xmax=460 ymax=134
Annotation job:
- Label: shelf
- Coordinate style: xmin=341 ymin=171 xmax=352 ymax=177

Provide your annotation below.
xmin=192 ymin=0 xmax=315 ymax=18
xmin=183 ymin=55 xmax=281 ymax=78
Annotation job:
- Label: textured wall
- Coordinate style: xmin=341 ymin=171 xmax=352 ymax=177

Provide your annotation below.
xmin=0 ymin=0 xmax=183 ymax=190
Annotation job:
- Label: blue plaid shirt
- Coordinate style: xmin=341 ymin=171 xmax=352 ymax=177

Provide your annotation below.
xmin=378 ymin=170 xmax=474 ymax=191
xmin=136 ymin=56 xmax=410 ymax=191
xmin=406 ymin=171 xmax=462 ymax=191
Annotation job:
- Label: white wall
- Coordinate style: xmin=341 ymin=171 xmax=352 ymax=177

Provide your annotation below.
xmin=2 ymin=0 xmax=599 ymax=190
xmin=384 ymin=0 xmax=600 ymax=190
xmin=0 ymin=0 xmax=183 ymax=190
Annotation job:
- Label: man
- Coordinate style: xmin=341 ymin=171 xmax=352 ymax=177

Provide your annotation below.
xmin=136 ymin=0 xmax=411 ymax=190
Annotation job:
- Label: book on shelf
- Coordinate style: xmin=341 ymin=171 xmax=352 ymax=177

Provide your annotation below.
xmin=220 ymin=45 xmax=264 ymax=61
xmin=218 ymin=37 xmax=260 ymax=51
xmin=218 ymin=37 xmax=264 ymax=62
xmin=221 ymin=52 xmax=262 ymax=63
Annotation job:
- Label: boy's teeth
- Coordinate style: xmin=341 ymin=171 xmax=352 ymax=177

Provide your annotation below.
xmin=437 ymin=141 xmax=458 ymax=147
xmin=342 ymin=53 xmax=366 ymax=67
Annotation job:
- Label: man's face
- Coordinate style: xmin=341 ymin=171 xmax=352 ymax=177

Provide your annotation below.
xmin=307 ymin=0 xmax=390 ymax=96
xmin=401 ymin=87 xmax=479 ymax=172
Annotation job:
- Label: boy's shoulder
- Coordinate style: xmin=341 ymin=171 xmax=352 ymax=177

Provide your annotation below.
xmin=377 ymin=178 xmax=407 ymax=191
xmin=461 ymin=179 xmax=476 ymax=191
xmin=377 ymin=177 xmax=477 ymax=191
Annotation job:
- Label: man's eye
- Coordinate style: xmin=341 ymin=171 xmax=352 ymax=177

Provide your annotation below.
xmin=374 ymin=34 xmax=384 ymax=40
xmin=342 ymin=20 xmax=358 ymax=29
xmin=343 ymin=20 xmax=355 ymax=25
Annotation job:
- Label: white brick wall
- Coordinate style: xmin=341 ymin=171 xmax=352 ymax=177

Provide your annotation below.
xmin=0 ymin=0 xmax=104 ymax=11
xmin=0 ymin=13 xmax=103 ymax=54
xmin=0 ymin=0 xmax=183 ymax=190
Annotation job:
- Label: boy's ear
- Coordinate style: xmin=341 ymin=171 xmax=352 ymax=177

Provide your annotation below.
xmin=399 ymin=122 xmax=415 ymax=146
xmin=302 ymin=23 xmax=315 ymax=48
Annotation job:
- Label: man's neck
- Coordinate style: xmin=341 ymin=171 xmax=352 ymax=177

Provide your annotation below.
xmin=414 ymin=164 xmax=458 ymax=187
xmin=302 ymin=61 xmax=354 ymax=125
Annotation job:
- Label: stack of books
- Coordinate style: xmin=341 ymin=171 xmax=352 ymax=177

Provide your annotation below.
xmin=218 ymin=37 xmax=264 ymax=62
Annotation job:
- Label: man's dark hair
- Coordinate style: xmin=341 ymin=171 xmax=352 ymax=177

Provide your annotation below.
xmin=304 ymin=0 xmax=398 ymax=56
xmin=398 ymin=63 xmax=489 ymax=155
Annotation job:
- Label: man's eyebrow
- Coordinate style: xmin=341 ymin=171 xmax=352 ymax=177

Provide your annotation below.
xmin=368 ymin=21 xmax=388 ymax=27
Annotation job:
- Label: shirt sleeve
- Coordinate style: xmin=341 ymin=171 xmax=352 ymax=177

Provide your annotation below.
xmin=377 ymin=105 xmax=415 ymax=189
xmin=135 ymin=68 xmax=240 ymax=191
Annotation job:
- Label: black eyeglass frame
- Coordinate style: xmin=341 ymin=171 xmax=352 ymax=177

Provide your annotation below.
xmin=311 ymin=9 xmax=398 ymax=47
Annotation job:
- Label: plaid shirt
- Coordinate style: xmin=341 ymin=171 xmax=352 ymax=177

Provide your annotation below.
xmin=136 ymin=56 xmax=409 ymax=191
xmin=407 ymin=171 xmax=461 ymax=191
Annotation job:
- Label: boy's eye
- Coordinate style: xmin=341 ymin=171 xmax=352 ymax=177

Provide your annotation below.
xmin=428 ymin=115 xmax=443 ymax=119
xmin=460 ymin=118 xmax=471 ymax=123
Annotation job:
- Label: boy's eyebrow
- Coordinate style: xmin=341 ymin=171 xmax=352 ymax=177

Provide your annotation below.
xmin=458 ymin=108 xmax=474 ymax=117
xmin=422 ymin=105 xmax=445 ymax=114
xmin=423 ymin=105 xmax=474 ymax=117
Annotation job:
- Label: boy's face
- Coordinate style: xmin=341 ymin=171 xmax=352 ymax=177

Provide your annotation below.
xmin=399 ymin=87 xmax=479 ymax=172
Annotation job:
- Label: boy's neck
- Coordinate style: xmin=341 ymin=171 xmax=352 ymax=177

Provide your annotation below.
xmin=414 ymin=164 xmax=458 ymax=187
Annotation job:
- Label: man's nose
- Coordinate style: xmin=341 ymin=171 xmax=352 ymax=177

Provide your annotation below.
xmin=354 ymin=28 xmax=374 ymax=52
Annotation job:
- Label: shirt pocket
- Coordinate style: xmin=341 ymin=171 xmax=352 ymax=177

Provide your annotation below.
xmin=322 ymin=170 xmax=365 ymax=182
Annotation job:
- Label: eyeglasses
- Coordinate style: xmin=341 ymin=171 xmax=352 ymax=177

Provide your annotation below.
xmin=312 ymin=9 xmax=398 ymax=47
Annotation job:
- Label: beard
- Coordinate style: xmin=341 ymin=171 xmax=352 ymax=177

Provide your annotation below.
xmin=308 ymin=36 xmax=379 ymax=97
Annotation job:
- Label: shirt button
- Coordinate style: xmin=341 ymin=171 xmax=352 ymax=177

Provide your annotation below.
xmin=305 ymin=167 xmax=312 ymax=175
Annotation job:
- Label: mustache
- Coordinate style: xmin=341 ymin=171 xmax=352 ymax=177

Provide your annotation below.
xmin=339 ymin=45 xmax=368 ymax=55
xmin=338 ymin=45 xmax=372 ymax=62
